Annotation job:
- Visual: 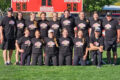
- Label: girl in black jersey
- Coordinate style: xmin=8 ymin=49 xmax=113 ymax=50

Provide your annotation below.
xmin=31 ymin=30 xmax=44 ymax=65
xmin=38 ymin=12 xmax=49 ymax=38
xmin=16 ymin=28 xmax=32 ymax=66
xmin=15 ymin=12 xmax=25 ymax=65
xmin=73 ymin=30 xmax=88 ymax=66
xmin=44 ymin=29 xmax=58 ymax=66
xmin=59 ymin=28 xmax=73 ymax=65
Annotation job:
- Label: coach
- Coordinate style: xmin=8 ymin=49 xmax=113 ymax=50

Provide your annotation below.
xmin=102 ymin=12 xmax=120 ymax=65
xmin=0 ymin=8 xmax=16 ymax=65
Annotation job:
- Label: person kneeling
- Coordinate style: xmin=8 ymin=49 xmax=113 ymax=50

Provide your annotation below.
xmin=84 ymin=28 xmax=104 ymax=68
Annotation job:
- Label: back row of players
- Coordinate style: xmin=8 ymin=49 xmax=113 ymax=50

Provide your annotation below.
xmin=0 ymin=8 xmax=120 ymax=67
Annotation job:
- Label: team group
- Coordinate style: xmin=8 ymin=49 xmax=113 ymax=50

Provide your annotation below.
xmin=0 ymin=8 xmax=120 ymax=68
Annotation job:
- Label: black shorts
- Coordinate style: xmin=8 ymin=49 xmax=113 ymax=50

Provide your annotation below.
xmin=104 ymin=40 xmax=117 ymax=52
xmin=1 ymin=39 xmax=15 ymax=50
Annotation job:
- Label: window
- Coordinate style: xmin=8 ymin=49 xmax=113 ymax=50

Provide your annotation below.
xmin=73 ymin=3 xmax=78 ymax=11
xmin=22 ymin=3 xmax=27 ymax=11
xmin=42 ymin=0 xmax=46 ymax=6
xmin=66 ymin=3 xmax=78 ymax=11
xmin=67 ymin=3 xmax=72 ymax=11
xmin=16 ymin=3 xmax=21 ymax=11
xmin=48 ymin=0 xmax=52 ymax=6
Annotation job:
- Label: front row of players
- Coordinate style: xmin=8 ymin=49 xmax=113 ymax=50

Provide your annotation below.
xmin=16 ymin=27 xmax=103 ymax=67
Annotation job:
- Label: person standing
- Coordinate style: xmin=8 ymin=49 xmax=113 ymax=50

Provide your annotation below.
xmin=31 ymin=30 xmax=44 ymax=66
xmin=0 ymin=8 xmax=16 ymax=65
xmin=38 ymin=12 xmax=49 ymax=38
xmin=89 ymin=12 xmax=103 ymax=37
xmin=60 ymin=10 xmax=75 ymax=38
xmin=59 ymin=28 xmax=73 ymax=65
xmin=25 ymin=12 xmax=38 ymax=38
xmin=49 ymin=12 xmax=61 ymax=38
xmin=102 ymin=12 xmax=120 ymax=65
xmin=44 ymin=29 xmax=58 ymax=66
xmin=73 ymin=30 xmax=88 ymax=66
xmin=15 ymin=12 xmax=26 ymax=65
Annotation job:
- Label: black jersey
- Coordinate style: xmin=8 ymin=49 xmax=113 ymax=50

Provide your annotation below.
xmin=59 ymin=37 xmax=73 ymax=55
xmin=89 ymin=18 xmax=103 ymax=36
xmin=16 ymin=19 xmax=25 ymax=39
xmin=18 ymin=36 xmax=31 ymax=54
xmin=75 ymin=17 xmax=90 ymax=37
xmin=73 ymin=37 xmax=88 ymax=56
xmin=25 ymin=20 xmax=38 ymax=38
xmin=102 ymin=18 xmax=120 ymax=41
xmin=0 ymin=16 xmax=16 ymax=39
xmin=49 ymin=20 xmax=61 ymax=38
xmin=31 ymin=38 xmax=43 ymax=54
xmin=90 ymin=35 xmax=104 ymax=47
xmin=60 ymin=16 xmax=75 ymax=37
xmin=44 ymin=37 xmax=58 ymax=55
xmin=38 ymin=20 xmax=49 ymax=38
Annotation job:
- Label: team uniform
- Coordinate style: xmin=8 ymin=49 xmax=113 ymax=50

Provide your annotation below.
xmin=44 ymin=37 xmax=58 ymax=66
xmin=16 ymin=19 xmax=26 ymax=40
xmin=59 ymin=37 xmax=73 ymax=65
xmin=0 ymin=16 xmax=16 ymax=50
xmin=102 ymin=18 xmax=120 ymax=52
xmin=38 ymin=20 xmax=49 ymax=38
xmin=90 ymin=35 xmax=104 ymax=67
xmin=89 ymin=18 xmax=103 ymax=37
xmin=31 ymin=38 xmax=43 ymax=65
xmin=25 ymin=20 xmax=38 ymax=38
xmin=49 ymin=20 xmax=61 ymax=38
xmin=73 ymin=37 xmax=88 ymax=66
xmin=75 ymin=17 xmax=90 ymax=38
xmin=60 ymin=16 xmax=75 ymax=38
xmin=18 ymin=36 xmax=31 ymax=65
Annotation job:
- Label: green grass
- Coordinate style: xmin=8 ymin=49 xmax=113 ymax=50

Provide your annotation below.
xmin=0 ymin=48 xmax=120 ymax=80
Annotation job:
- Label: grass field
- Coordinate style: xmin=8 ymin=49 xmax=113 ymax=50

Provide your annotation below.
xmin=0 ymin=49 xmax=120 ymax=80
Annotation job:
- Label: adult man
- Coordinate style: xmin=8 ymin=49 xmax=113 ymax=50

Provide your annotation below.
xmin=0 ymin=8 xmax=16 ymax=65
xmin=102 ymin=12 xmax=120 ymax=65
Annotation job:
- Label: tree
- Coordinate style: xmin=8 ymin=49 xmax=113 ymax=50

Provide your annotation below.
xmin=0 ymin=0 xmax=11 ymax=12
xmin=83 ymin=0 xmax=117 ymax=12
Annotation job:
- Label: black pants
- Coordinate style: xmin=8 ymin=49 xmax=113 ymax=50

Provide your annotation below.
xmin=45 ymin=54 xmax=58 ymax=66
xmin=73 ymin=55 xmax=86 ymax=66
xmin=91 ymin=51 xmax=102 ymax=66
xmin=21 ymin=53 xmax=31 ymax=66
xmin=59 ymin=54 xmax=72 ymax=66
xmin=31 ymin=53 xmax=43 ymax=66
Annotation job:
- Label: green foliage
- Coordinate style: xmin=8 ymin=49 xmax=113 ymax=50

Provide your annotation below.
xmin=0 ymin=0 xmax=11 ymax=11
xmin=83 ymin=0 xmax=118 ymax=12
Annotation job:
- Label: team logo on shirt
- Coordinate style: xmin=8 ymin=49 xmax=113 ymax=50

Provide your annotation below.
xmin=93 ymin=23 xmax=100 ymax=29
xmin=24 ymin=40 xmax=31 ymax=46
xmin=34 ymin=42 xmax=42 ymax=48
xmin=63 ymin=20 xmax=71 ymax=26
xmin=29 ymin=24 xmax=36 ymax=30
xmin=52 ymin=24 xmax=59 ymax=29
xmin=105 ymin=24 xmax=112 ymax=30
xmin=75 ymin=41 xmax=83 ymax=47
xmin=78 ymin=23 xmax=86 ymax=29
xmin=47 ymin=41 xmax=55 ymax=47
xmin=40 ymin=23 xmax=48 ymax=29
xmin=9 ymin=20 xmax=15 ymax=25
xmin=62 ymin=40 xmax=70 ymax=46
xmin=17 ymin=23 xmax=24 ymax=29
xmin=94 ymin=42 xmax=99 ymax=46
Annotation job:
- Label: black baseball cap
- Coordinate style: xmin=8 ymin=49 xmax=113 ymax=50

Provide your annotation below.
xmin=7 ymin=8 xmax=13 ymax=12
xmin=106 ymin=12 xmax=112 ymax=16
